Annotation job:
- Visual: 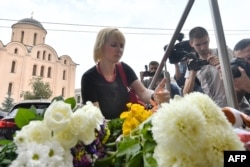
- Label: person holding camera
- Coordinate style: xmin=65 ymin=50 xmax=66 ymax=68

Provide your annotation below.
xmin=183 ymin=26 xmax=234 ymax=108
xmin=164 ymin=43 xmax=203 ymax=94
xmin=233 ymin=39 xmax=250 ymax=102
xmin=140 ymin=61 xmax=159 ymax=86
xmin=140 ymin=60 xmax=181 ymax=98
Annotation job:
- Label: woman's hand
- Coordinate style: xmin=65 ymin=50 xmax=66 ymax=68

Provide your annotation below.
xmin=153 ymin=78 xmax=170 ymax=105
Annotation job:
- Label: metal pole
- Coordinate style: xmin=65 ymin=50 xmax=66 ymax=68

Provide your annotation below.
xmin=148 ymin=0 xmax=195 ymax=89
xmin=208 ymin=0 xmax=238 ymax=108
xmin=164 ymin=63 xmax=172 ymax=95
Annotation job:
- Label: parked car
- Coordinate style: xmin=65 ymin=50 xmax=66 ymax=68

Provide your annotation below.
xmin=0 ymin=100 xmax=51 ymax=139
xmin=0 ymin=110 xmax=7 ymax=119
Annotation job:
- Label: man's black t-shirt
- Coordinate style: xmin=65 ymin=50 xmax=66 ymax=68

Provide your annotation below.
xmin=81 ymin=62 xmax=138 ymax=119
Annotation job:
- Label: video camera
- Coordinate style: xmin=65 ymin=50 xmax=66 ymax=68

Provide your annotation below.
xmin=230 ymin=57 xmax=250 ymax=78
xmin=167 ymin=33 xmax=209 ymax=71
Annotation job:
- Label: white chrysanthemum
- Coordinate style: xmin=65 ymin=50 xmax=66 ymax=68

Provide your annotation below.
xmin=61 ymin=150 xmax=74 ymax=167
xmin=203 ymin=126 xmax=245 ymax=167
xmin=26 ymin=161 xmax=44 ymax=167
xmin=45 ymin=140 xmax=64 ymax=166
xmin=54 ymin=125 xmax=78 ymax=150
xmin=152 ymin=97 xmax=206 ymax=154
xmin=21 ymin=120 xmax=51 ymax=144
xmin=25 ymin=142 xmax=50 ymax=166
xmin=184 ymin=92 xmax=230 ymax=126
xmin=13 ymin=130 xmax=29 ymax=151
xmin=9 ymin=152 xmax=27 ymax=167
xmin=154 ymin=145 xmax=203 ymax=167
xmin=153 ymin=144 xmax=171 ymax=167
xmin=44 ymin=100 xmax=73 ymax=133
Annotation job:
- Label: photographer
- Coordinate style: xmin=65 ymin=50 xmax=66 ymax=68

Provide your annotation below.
xmin=140 ymin=61 xmax=158 ymax=86
xmin=183 ymin=26 xmax=234 ymax=108
xmin=233 ymin=39 xmax=250 ymax=101
xmin=164 ymin=42 xmax=203 ymax=93
xmin=183 ymin=27 xmax=250 ymax=115
xmin=140 ymin=61 xmax=181 ymax=98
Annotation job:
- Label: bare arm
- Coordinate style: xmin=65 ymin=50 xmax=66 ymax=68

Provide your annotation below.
xmin=131 ymin=79 xmax=153 ymax=103
xmin=183 ymin=70 xmax=197 ymax=95
xmin=174 ymin=63 xmax=182 ymax=80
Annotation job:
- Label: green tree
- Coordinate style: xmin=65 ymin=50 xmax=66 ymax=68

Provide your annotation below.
xmin=2 ymin=93 xmax=14 ymax=112
xmin=22 ymin=77 xmax=53 ymax=100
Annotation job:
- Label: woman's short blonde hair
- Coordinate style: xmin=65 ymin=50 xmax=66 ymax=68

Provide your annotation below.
xmin=93 ymin=28 xmax=125 ymax=63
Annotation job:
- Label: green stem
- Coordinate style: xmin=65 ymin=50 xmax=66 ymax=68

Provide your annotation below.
xmin=106 ymin=151 xmax=116 ymax=156
xmin=105 ymin=142 xmax=116 ymax=147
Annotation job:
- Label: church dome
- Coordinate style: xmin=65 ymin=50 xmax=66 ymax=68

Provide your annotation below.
xmin=12 ymin=18 xmax=46 ymax=31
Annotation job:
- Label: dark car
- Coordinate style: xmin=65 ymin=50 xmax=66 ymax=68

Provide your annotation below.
xmin=0 ymin=110 xmax=7 ymax=119
xmin=0 ymin=100 xmax=51 ymax=139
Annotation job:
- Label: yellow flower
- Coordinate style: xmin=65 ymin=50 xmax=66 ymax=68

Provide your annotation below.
xmin=120 ymin=103 xmax=153 ymax=136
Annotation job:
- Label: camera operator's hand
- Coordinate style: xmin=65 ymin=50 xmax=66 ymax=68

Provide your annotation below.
xmin=207 ymin=54 xmax=220 ymax=67
xmin=234 ymin=67 xmax=250 ymax=93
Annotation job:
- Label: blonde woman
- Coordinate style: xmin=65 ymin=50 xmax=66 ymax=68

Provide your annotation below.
xmin=81 ymin=28 xmax=169 ymax=119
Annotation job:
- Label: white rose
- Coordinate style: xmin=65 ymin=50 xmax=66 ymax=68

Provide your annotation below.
xmin=81 ymin=101 xmax=104 ymax=130
xmin=20 ymin=121 xmax=51 ymax=144
xmin=69 ymin=108 xmax=88 ymax=135
xmin=44 ymin=100 xmax=73 ymax=133
xmin=78 ymin=128 xmax=96 ymax=145
xmin=54 ymin=125 xmax=78 ymax=150
xmin=71 ymin=102 xmax=104 ymax=144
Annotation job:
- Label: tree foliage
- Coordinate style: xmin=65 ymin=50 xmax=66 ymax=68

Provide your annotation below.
xmin=1 ymin=93 xmax=14 ymax=112
xmin=22 ymin=77 xmax=52 ymax=100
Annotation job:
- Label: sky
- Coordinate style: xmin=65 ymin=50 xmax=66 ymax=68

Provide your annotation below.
xmin=1 ymin=0 xmax=250 ymax=89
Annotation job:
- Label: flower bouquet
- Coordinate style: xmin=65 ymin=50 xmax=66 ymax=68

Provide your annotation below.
xmin=0 ymin=92 xmax=246 ymax=167
xmin=0 ymin=97 xmax=106 ymax=167
xmin=96 ymin=92 xmax=245 ymax=167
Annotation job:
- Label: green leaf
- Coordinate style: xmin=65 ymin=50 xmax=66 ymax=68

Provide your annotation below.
xmin=143 ymin=140 xmax=156 ymax=153
xmin=0 ymin=142 xmax=17 ymax=166
xmin=15 ymin=108 xmax=36 ymax=128
xmin=140 ymin=122 xmax=154 ymax=142
xmin=64 ymin=97 xmax=76 ymax=109
xmin=143 ymin=154 xmax=158 ymax=167
xmin=94 ymin=153 xmax=116 ymax=167
xmin=107 ymin=118 xmax=123 ymax=143
xmin=116 ymin=137 xmax=141 ymax=157
xmin=0 ymin=140 xmax=12 ymax=146
xmin=127 ymin=152 xmax=143 ymax=167
xmin=51 ymin=96 xmax=64 ymax=102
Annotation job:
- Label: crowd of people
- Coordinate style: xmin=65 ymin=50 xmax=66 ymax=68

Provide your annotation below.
xmin=81 ymin=26 xmax=250 ymax=123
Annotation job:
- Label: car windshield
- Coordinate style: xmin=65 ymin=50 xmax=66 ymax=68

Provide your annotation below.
xmin=7 ymin=103 xmax=50 ymax=117
xmin=7 ymin=108 xmax=47 ymax=117
xmin=8 ymin=109 xmax=18 ymax=117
